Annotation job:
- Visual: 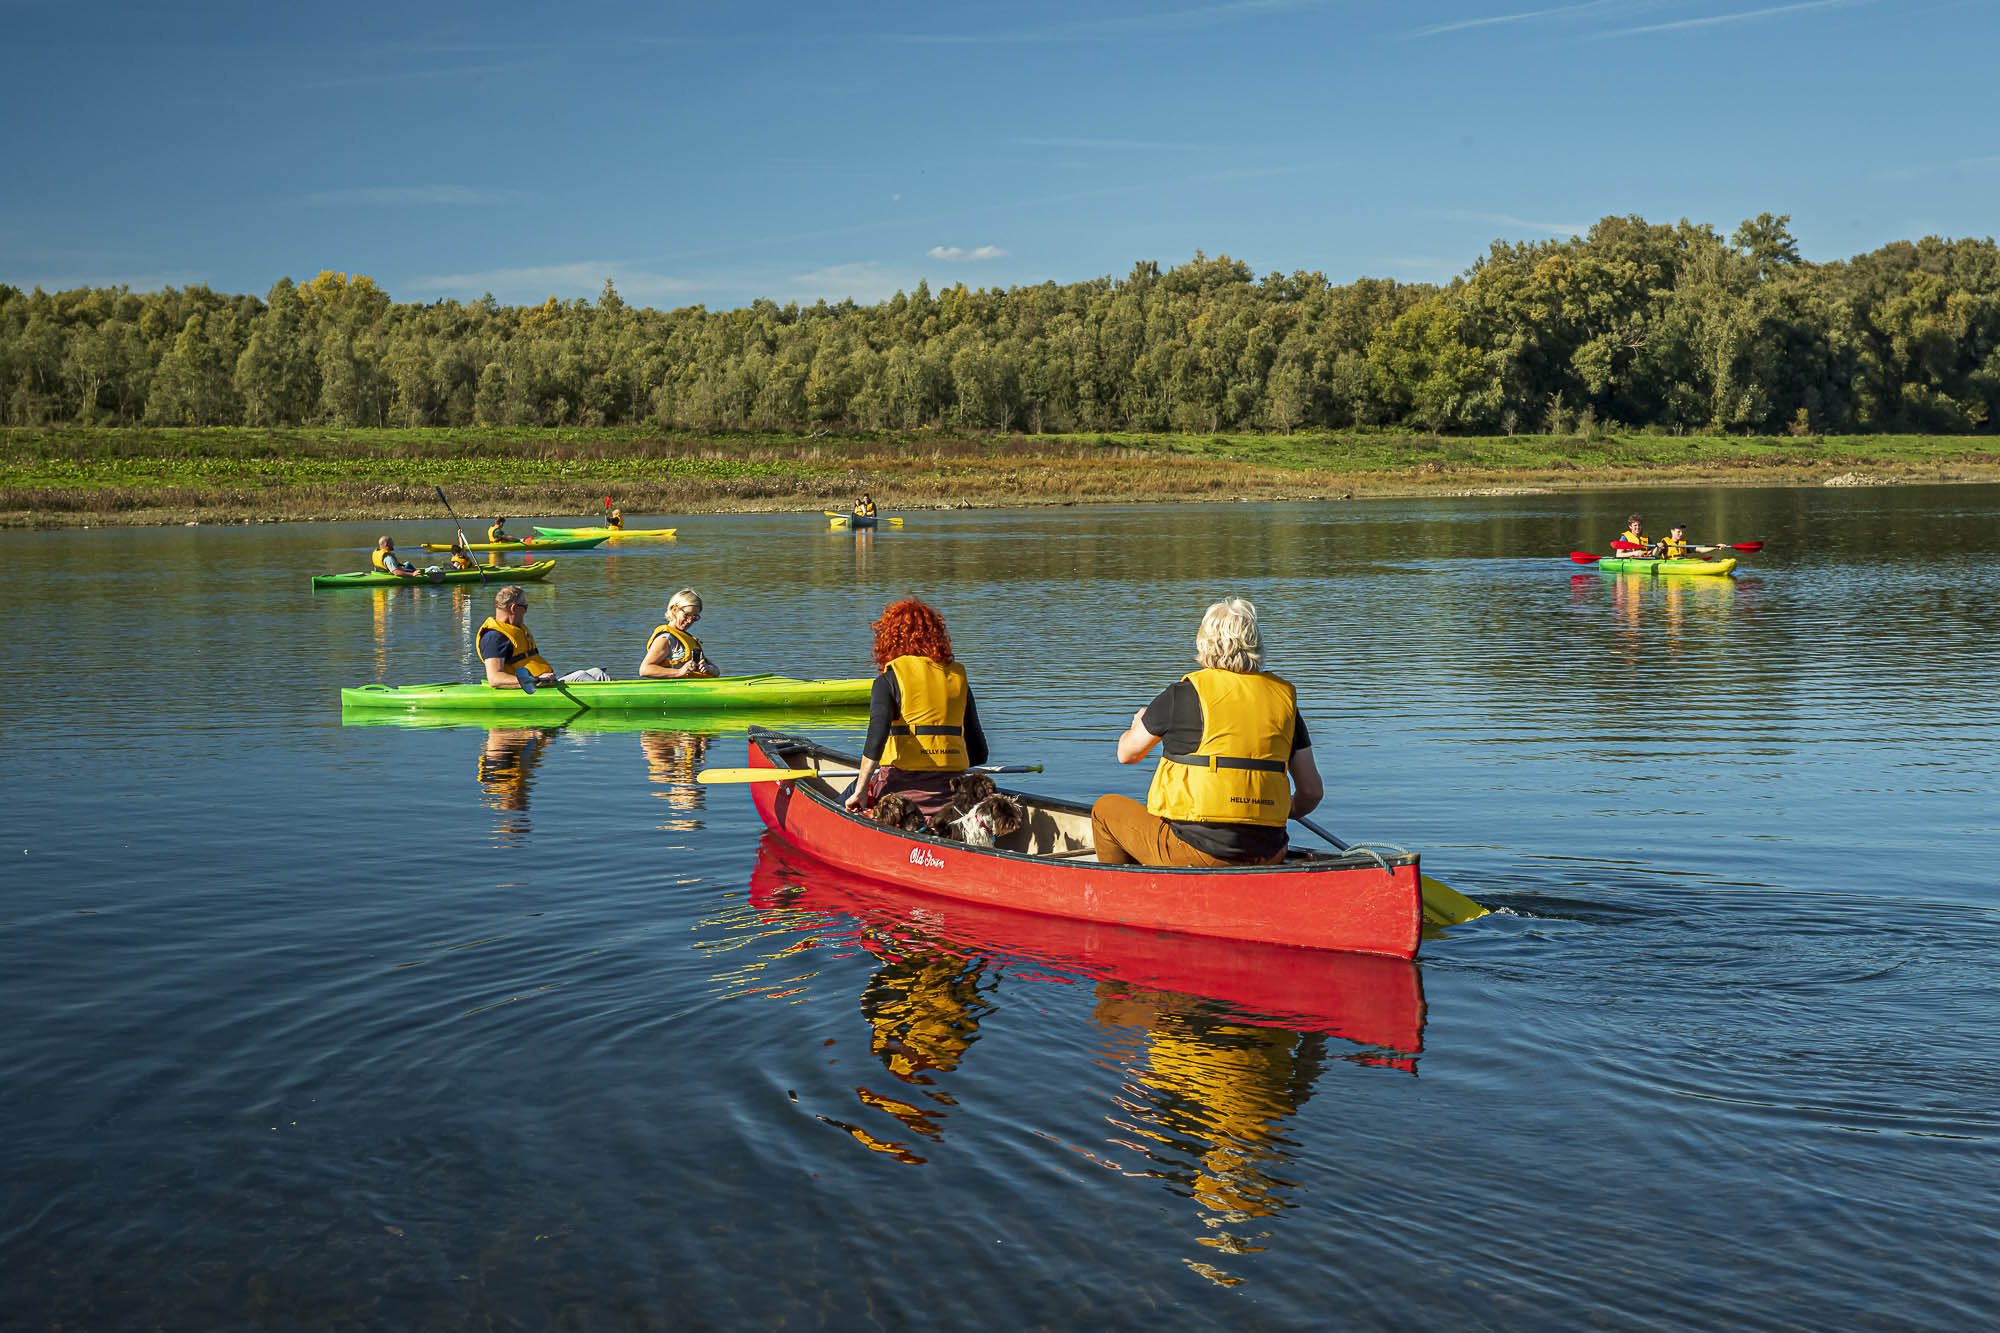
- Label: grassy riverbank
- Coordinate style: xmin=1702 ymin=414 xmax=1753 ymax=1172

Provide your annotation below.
xmin=4 ymin=426 xmax=1997 ymax=527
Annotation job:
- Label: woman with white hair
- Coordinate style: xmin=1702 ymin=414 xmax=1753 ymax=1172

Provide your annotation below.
xmin=1091 ymin=597 xmax=1322 ymax=866
xmin=639 ymin=588 xmax=718 ymax=679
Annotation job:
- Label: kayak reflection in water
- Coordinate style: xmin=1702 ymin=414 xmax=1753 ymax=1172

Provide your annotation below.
xmin=1092 ymin=597 xmax=1322 ymax=867
xmin=477 ymin=584 xmax=611 ymax=689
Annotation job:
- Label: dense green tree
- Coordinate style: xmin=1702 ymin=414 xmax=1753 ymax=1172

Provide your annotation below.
xmin=6 ymin=219 xmax=2000 ymax=436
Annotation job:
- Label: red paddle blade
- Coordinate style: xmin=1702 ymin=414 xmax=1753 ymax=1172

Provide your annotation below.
xmin=1610 ymin=539 xmax=1644 ymax=550
xmin=1730 ymin=541 xmax=1764 ymax=553
xmin=1569 ymin=551 xmax=1603 ymax=564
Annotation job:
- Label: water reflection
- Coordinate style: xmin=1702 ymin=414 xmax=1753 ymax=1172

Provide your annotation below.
xmin=478 ymin=726 xmax=559 ymax=843
xmin=342 ymin=707 xmax=866 ymax=845
xmin=1565 ymin=567 xmax=1756 ymax=671
xmin=737 ymin=840 xmax=1424 ymax=1264
xmin=641 ymin=729 xmax=713 ymax=832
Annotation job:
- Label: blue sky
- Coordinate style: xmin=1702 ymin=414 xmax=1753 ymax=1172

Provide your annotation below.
xmin=4 ymin=0 xmax=1994 ymax=309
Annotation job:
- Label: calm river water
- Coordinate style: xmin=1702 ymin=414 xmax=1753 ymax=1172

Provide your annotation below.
xmin=3 ymin=486 xmax=1997 ymax=1329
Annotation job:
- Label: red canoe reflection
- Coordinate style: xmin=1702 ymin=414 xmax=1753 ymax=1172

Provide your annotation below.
xmin=747 ymin=836 xmax=1425 ymax=1064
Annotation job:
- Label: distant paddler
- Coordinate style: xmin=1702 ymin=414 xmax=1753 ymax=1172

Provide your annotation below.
xmin=477 ymin=585 xmax=611 ymax=690
xmin=371 ymin=536 xmax=424 ymax=578
xmin=447 ymin=539 xmax=476 ymax=570
xmin=1091 ymin=597 xmax=1323 ymax=867
xmin=487 ymin=516 xmax=511 ymax=544
xmin=639 ymin=588 xmax=719 ymax=679
xmin=854 ymin=493 xmax=877 ymax=519
xmin=606 ymin=507 xmax=625 ymax=530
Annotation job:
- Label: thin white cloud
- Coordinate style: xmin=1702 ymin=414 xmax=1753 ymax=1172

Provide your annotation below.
xmin=927 ymin=245 xmax=1010 ymax=261
xmin=10 ymin=270 xmax=212 ymax=295
xmin=304 ymin=60 xmax=544 ymax=89
xmin=1405 ymin=1 xmax=1625 ymax=39
xmin=302 ymin=186 xmax=526 ymax=207
xmin=1878 ymin=153 xmax=2000 ymax=183
xmin=1426 ymin=209 xmax=1584 ymax=236
xmin=406 ymin=263 xmax=699 ymax=302
xmin=1010 ymin=137 xmax=1211 ymax=151
xmin=883 ymin=0 xmax=1319 ymax=44
xmin=1593 ymin=0 xmax=1870 ymax=38
xmin=773 ymin=262 xmax=915 ymax=305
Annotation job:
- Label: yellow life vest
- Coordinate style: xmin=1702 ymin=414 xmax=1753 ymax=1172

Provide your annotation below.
xmin=1660 ymin=537 xmax=1690 ymax=559
xmin=449 ymin=552 xmax=474 ymax=570
xmin=881 ymin=656 xmax=969 ymax=771
xmin=477 ymin=616 xmax=553 ymax=678
xmin=372 ymin=548 xmax=402 ymax=573
xmin=608 ymin=511 xmax=624 ymax=529
xmin=487 ymin=523 xmax=509 ymax=543
xmin=647 ymin=623 xmax=702 ymax=666
xmin=1616 ymin=529 xmax=1647 ymax=550
xmin=1146 ymin=669 xmax=1296 ymax=828
xmin=857 ymin=501 xmax=876 ymax=516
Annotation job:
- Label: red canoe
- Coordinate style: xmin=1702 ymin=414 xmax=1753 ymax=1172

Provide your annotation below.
xmin=747 ymin=836 xmax=1426 ymax=1061
xmin=745 ymin=728 xmax=1424 ymax=959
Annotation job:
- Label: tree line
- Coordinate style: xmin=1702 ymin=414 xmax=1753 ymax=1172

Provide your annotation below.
xmin=2 ymin=214 xmax=1996 ymax=436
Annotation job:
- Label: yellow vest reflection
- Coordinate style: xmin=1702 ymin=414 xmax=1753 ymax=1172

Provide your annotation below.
xmin=1093 ymin=984 xmax=1339 ymax=1286
xmin=478 ymin=727 xmax=556 ymax=844
xmin=829 ymin=954 xmax=993 ymax=1165
xmin=640 ymin=730 xmax=711 ymax=832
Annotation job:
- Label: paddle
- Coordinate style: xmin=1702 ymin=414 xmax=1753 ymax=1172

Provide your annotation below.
xmin=1293 ymin=816 xmax=1489 ymax=927
xmin=433 ymin=485 xmax=485 ymax=581
xmin=1611 ymin=539 xmax=1765 ymax=554
xmin=697 ymin=762 xmax=1042 ymax=786
xmin=513 ymin=667 xmax=591 ymax=710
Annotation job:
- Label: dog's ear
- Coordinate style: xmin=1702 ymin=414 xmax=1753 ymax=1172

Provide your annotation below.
xmin=985 ymin=793 xmax=1024 ymax=837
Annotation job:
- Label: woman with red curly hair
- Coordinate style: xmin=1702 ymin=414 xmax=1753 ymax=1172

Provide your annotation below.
xmin=844 ymin=598 xmax=989 ymax=819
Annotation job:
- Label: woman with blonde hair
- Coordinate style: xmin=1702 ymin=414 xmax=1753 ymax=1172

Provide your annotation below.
xmin=843 ymin=598 xmax=989 ymax=820
xmin=639 ymin=588 xmax=717 ymax=679
xmin=1091 ymin=597 xmax=1322 ymax=866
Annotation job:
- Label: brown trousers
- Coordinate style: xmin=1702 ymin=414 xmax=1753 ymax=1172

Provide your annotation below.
xmin=1089 ymin=794 xmax=1283 ymax=867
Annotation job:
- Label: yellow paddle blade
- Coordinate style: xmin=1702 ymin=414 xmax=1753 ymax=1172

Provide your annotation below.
xmin=1421 ymin=874 xmax=1490 ymax=927
xmin=695 ymin=767 xmax=858 ymax=785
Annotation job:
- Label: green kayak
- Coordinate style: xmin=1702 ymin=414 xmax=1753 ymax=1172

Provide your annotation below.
xmin=312 ymin=560 xmax=556 ymax=590
xmin=1596 ymin=557 xmax=1737 ymax=577
xmin=341 ymin=702 xmax=867 ymax=735
xmin=418 ymin=536 xmax=607 ymax=552
xmin=339 ymin=673 xmax=873 ymax=712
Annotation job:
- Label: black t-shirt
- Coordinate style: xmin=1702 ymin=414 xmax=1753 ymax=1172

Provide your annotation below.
xmin=1142 ymin=678 xmax=1309 ymax=861
xmin=478 ymin=627 xmax=514 ymax=663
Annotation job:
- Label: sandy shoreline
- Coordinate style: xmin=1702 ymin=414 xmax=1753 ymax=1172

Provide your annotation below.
xmin=5 ymin=459 xmax=1998 ymax=529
